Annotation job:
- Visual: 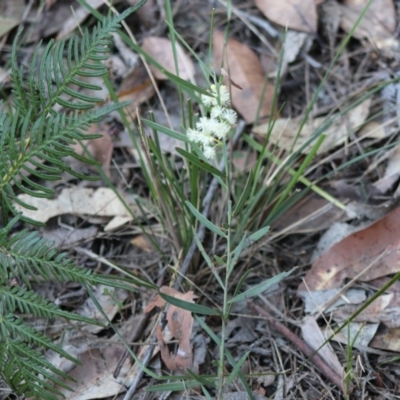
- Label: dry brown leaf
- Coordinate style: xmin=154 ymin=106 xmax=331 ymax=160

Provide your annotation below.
xmin=52 ymin=315 xmax=142 ymax=399
xmin=339 ymin=0 xmax=397 ymax=53
xmin=55 ymin=346 xmax=129 ymax=400
xmin=301 ymin=316 xmax=344 ymax=377
xmin=298 ymin=207 xmax=400 ymax=293
xmin=14 ymin=187 xmax=139 ymax=231
xmin=213 ymin=30 xmax=275 ymax=124
xmin=71 ymin=123 xmax=113 ymax=176
xmin=146 ymin=286 xmax=197 ymax=372
xmin=253 ymin=98 xmax=371 ymax=155
xmin=141 ymin=36 xmax=195 ymax=81
xmin=272 ymin=193 xmax=347 ymax=234
xmin=41 ymin=226 xmax=98 ymax=249
xmin=130 ymin=234 xmax=154 ymax=252
xmin=130 ymin=0 xmax=158 ymax=28
xmin=56 ymin=0 xmax=104 ymax=40
xmin=332 ymin=293 xmax=400 ymax=328
xmin=0 ymin=0 xmax=25 ymax=38
xmin=116 ymin=65 xmax=155 ymax=119
xmin=324 ymin=323 xmax=379 ymax=349
xmin=254 ymin=0 xmax=317 ymax=33
xmin=370 ymin=325 xmax=400 ymax=351
xmin=374 ymin=145 xmax=400 ymax=194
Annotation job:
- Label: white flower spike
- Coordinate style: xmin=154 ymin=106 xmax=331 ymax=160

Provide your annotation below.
xmin=187 ymin=84 xmax=237 ymax=159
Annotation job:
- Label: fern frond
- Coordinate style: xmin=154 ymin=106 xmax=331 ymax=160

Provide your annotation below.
xmin=1 ymin=315 xmax=79 ymax=365
xmin=11 ymin=7 xmax=135 ymax=119
xmin=0 ymin=3 xmax=148 ymax=399
xmin=0 ymin=339 xmax=73 ymax=399
xmin=0 ymin=286 xmax=104 ymax=327
xmin=0 ymin=225 xmax=94 ymax=287
xmin=2 ymin=5 xmax=137 ymax=220
xmin=0 ymin=102 xmax=129 ymax=221
xmin=0 ymin=217 xmax=142 ymax=292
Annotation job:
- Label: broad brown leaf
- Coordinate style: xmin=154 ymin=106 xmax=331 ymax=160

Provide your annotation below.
xmin=213 ymin=30 xmax=275 ymax=124
xmin=298 ymin=207 xmax=400 ymax=292
xmin=254 ymin=0 xmax=317 ymax=33
xmin=141 ymin=36 xmax=195 ymax=81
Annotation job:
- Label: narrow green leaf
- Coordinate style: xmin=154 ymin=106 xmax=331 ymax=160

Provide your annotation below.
xmin=195 ymin=316 xmax=254 ymax=400
xmin=231 ymin=233 xmax=247 ymax=271
xmin=193 ymin=228 xmax=225 ymax=289
xmin=142 ymin=119 xmax=189 ymax=142
xmin=229 ymin=268 xmax=296 ymax=304
xmin=159 ymin=292 xmax=220 ymax=316
xmin=146 ymin=381 xmax=200 ymax=392
xmin=226 ymin=351 xmax=250 ymax=386
xmin=233 ymin=169 xmax=254 ymax=217
xmin=185 ymin=201 xmax=225 ymax=237
xmin=186 ymin=369 xmax=215 ymax=386
xmin=176 ymin=148 xmax=226 ymax=178
xmin=248 ymin=226 xmax=270 ymax=242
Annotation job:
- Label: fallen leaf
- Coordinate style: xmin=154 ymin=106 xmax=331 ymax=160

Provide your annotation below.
xmin=272 ymin=193 xmax=348 ymax=234
xmin=0 ymin=0 xmax=25 ymax=38
xmin=253 ymin=99 xmax=371 ymax=154
xmin=254 ymin=0 xmax=317 ymax=33
xmin=41 ymin=226 xmax=98 ymax=249
xmin=52 ymin=316 xmax=142 ymax=399
xmin=310 ymin=221 xmax=368 ymax=263
xmin=331 ymin=293 xmax=400 ymax=328
xmin=213 ymin=30 xmax=275 ymax=123
xmin=302 ymin=316 xmax=344 ymax=378
xmin=146 ymin=286 xmax=198 ymax=372
xmin=55 ymin=346 xmax=129 ymax=400
xmin=141 ymin=36 xmax=195 ymax=81
xmin=298 ymin=207 xmax=400 ymax=293
xmin=56 ymin=0 xmax=104 ymax=40
xmin=116 ymin=64 xmax=155 ymax=119
xmin=339 ymin=0 xmax=396 ymax=43
xmin=130 ymin=234 xmax=154 ymax=252
xmin=130 ymin=0 xmax=158 ymax=28
xmin=14 ymin=187 xmax=139 ymax=231
xmin=324 ymin=323 xmax=379 ymax=349
xmin=226 ymin=317 xmax=257 ymax=345
xmin=370 ymin=325 xmax=400 ymax=351
xmin=302 ymin=288 xmax=367 ymax=314
xmin=76 ymin=285 xmax=129 ymax=334
xmin=280 ymin=31 xmax=314 ymax=73
xmin=374 ymin=145 xmax=400 ymax=193
xmin=71 ymin=123 xmax=114 ymax=176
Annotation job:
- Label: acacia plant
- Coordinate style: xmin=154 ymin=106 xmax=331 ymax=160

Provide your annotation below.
xmin=0 ymin=3 xmax=148 ymax=399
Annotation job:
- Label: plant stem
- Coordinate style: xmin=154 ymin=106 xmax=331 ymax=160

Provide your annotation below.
xmin=217 ymin=141 xmax=232 ymax=399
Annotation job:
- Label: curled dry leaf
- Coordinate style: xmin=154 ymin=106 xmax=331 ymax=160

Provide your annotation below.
xmin=145 ymin=286 xmax=198 ymax=372
xmin=298 ymin=207 xmax=400 ymax=293
xmin=213 ymin=30 xmax=275 ymax=124
xmin=254 ymin=0 xmax=317 ymax=33
xmin=141 ymin=36 xmax=195 ymax=81
xmin=253 ymin=98 xmax=371 ymax=155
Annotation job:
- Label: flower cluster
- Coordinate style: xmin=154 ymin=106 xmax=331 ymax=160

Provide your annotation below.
xmin=187 ymin=84 xmax=237 ymax=159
